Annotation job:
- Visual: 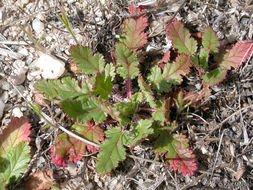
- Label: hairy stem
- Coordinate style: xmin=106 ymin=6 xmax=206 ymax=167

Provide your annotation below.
xmin=126 ymin=78 xmax=132 ymax=100
xmin=140 ymin=107 xmax=157 ymax=112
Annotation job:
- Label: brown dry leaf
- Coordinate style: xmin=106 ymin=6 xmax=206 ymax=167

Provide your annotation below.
xmin=235 ymin=166 xmax=245 ymax=181
xmin=34 ymin=93 xmax=48 ymax=107
xmin=190 ymin=83 xmax=211 ymax=109
xmin=24 ymin=170 xmax=56 ymax=190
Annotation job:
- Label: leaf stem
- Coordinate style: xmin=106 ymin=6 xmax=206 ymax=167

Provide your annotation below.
xmin=140 ymin=107 xmax=157 ymax=112
xmin=126 ymin=78 xmax=132 ymax=100
xmin=95 ymin=119 xmax=118 ymax=127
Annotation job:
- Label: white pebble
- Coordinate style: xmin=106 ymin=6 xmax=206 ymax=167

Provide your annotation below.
xmin=0 ymin=80 xmax=10 ymax=91
xmin=0 ymin=91 xmax=9 ymax=103
xmin=36 ymin=52 xmax=65 ymax=79
xmin=12 ymin=107 xmax=23 ymax=117
xmin=18 ymin=48 xmax=29 ymax=56
xmin=13 ymin=60 xmax=26 ymax=70
xmin=0 ymin=100 xmax=5 ymax=119
xmin=32 ymin=18 xmax=44 ymax=34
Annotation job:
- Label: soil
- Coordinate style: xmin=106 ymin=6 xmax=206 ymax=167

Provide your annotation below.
xmin=0 ymin=0 xmax=252 ymax=190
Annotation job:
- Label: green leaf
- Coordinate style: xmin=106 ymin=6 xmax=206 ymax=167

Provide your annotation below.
xmin=138 ymin=76 xmax=156 ymax=108
xmin=93 ymin=72 xmax=113 ymax=100
xmin=192 ymin=48 xmax=209 ymax=72
xmin=70 ymin=46 xmax=105 ymax=75
xmin=123 ymin=119 xmax=153 ymax=146
xmin=0 ymin=142 xmax=30 ymax=184
xmin=61 ymin=98 xmax=107 ymax=123
xmin=120 ymin=11 xmax=148 ymax=49
xmin=167 ymin=19 xmax=197 ymax=55
xmin=155 ymin=133 xmax=197 ymax=176
xmin=202 ymin=27 xmax=219 ymax=53
xmin=0 ymin=179 xmax=4 ymax=190
xmin=35 ymin=77 xmax=90 ymax=102
xmin=116 ymin=44 xmax=139 ymax=79
xmin=148 ymin=54 xmax=191 ymax=92
xmin=105 ymin=63 xmax=116 ymax=81
xmin=199 ymin=48 xmax=209 ymax=71
xmin=0 ymin=117 xmax=31 ymax=157
xmin=202 ymin=67 xmax=227 ymax=86
xmin=152 ymin=98 xmax=170 ymax=125
xmin=114 ymin=99 xmax=139 ymax=125
xmin=219 ymin=41 xmax=253 ymax=70
xmin=96 ymin=127 xmax=126 ymax=174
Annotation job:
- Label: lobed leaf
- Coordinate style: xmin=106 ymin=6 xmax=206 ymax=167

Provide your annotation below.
xmin=161 ymin=50 xmax=171 ymax=63
xmin=0 ymin=117 xmax=31 ymax=157
xmin=105 ymin=63 xmax=116 ymax=81
xmin=123 ymin=119 xmax=153 ymax=147
xmin=120 ymin=7 xmax=148 ymax=49
xmin=61 ymin=98 xmax=107 ymax=124
xmin=148 ymin=54 xmax=191 ymax=92
xmin=219 ymin=40 xmax=253 ymax=70
xmin=96 ymin=127 xmax=126 ymax=174
xmin=0 ymin=142 xmax=30 ymax=184
xmin=93 ymin=72 xmax=113 ymax=100
xmin=70 ymin=46 xmax=105 ymax=75
xmin=116 ymin=44 xmax=139 ymax=80
xmin=35 ymin=77 xmax=90 ymax=102
xmin=167 ymin=19 xmax=197 ymax=55
xmin=202 ymin=27 xmax=219 ymax=53
xmin=155 ymin=133 xmax=197 ymax=176
xmin=202 ymin=67 xmax=227 ymax=86
xmin=152 ymin=98 xmax=170 ymax=125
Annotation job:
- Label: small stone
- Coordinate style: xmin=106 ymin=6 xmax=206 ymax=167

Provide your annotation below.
xmin=12 ymin=107 xmax=23 ymax=117
xmin=0 ymin=80 xmax=10 ymax=91
xmin=21 ymin=0 xmax=30 ymax=4
xmin=0 ymin=8 xmax=2 ymax=23
xmin=36 ymin=52 xmax=65 ymax=79
xmin=9 ymin=68 xmax=27 ymax=85
xmin=0 ymin=99 xmax=5 ymax=119
xmin=27 ymin=69 xmax=41 ymax=81
xmin=18 ymin=48 xmax=29 ymax=56
xmin=13 ymin=60 xmax=26 ymax=70
xmin=32 ymin=18 xmax=44 ymax=34
xmin=0 ymin=91 xmax=9 ymax=103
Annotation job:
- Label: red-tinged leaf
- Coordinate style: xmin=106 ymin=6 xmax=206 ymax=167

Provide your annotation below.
xmin=155 ymin=133 xmax=197 ymax=176
xmin=202 ymin=67 xmax=227 ymax=86
xmin=148 ymin=54 xmax=192 ymax=92
xmin=219 ymin=40 xmax=253 ymax=70
xmin=128 ymin=6 xmax=146 ymax=14
xmin=169 ymin=149 xmax=198 ymax=177
xmin=51 ymin=122 xmax=104 ymax=166
xmin=0 ymin=117 xmax=31 ymax=156
xmin=202 ymin=27 xmax=219 ymax=53
xmin=167 ymin=19 xmax=197 ymax=55
xmin=161 ymin=50 xmax=171 ymax=63
xmin=70 ymin=46 xmax=105 ymax=75
xmin=120 ymin=7 xmax=148 ymax=49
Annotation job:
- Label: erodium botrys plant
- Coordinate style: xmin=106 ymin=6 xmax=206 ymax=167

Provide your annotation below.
xmin=35 ymin=6 xmax=252 ymax=176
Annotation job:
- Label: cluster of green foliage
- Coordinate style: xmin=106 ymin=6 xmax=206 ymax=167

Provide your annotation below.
xmin=35 ymin=6 xmax=253 ymax=176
